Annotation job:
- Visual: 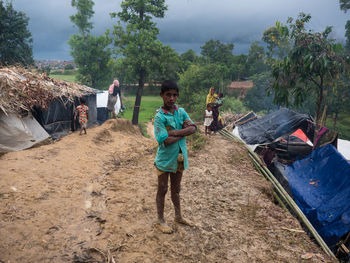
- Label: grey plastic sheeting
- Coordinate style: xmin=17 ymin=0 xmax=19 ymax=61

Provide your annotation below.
xmin=238 ymin=108 xmax=314 ymax=145
xmin=0 ymin=111 xmax=50 ymax=152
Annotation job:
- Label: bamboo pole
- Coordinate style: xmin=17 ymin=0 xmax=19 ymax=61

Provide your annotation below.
xmin=219 ymin=129 xmax=336 ymax=259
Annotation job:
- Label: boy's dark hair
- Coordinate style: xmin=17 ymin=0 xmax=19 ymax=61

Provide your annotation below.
xmin=161 ymin=80 xmax=179 ymax=94
xmin=80 ymin=97 xmax=86 ymax=104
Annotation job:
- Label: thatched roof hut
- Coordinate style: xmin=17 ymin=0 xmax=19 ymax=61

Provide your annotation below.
xmin=0 ymin=66 xmax=94 ymax=116
xmin=0 ymin=66 xmax=97 ymax=142
xmin=227 ymin=81 xmax=253 ymax=98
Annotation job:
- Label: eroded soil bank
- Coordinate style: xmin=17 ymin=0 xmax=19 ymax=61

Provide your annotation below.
xmin=0 ymin=119 xmax=336 ymax=262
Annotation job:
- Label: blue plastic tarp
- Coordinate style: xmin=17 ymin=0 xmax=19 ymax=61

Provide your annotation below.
xmin=286 ymin=144 xmax=350 ymax=247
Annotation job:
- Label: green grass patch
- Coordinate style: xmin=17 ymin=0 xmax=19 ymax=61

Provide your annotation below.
xmin=122 ymin=96 xmax=163 ymax=123
xmin=325 ymin=112 xmax=350 ymax=140
xmin=138 ymin=123 xmax=150 ymax=138
xmin=49 ymin=74 xmax=76 ymax=83
xmin=187 ymin=131 xmax=208 ymax=152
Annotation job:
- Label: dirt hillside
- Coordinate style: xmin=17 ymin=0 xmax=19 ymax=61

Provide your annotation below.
xmin=0 ymin=119 xmax=336 ymax=262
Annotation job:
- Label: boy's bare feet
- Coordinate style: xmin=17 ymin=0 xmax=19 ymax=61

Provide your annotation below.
xmin=174 ymin=216 xmax=194 ymax=227
xmin=156 ymin=221 xmax=173 ymax=234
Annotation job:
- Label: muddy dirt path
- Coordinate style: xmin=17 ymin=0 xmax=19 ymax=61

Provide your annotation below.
xmin=0 ymin=120 xmax=336 ymax=262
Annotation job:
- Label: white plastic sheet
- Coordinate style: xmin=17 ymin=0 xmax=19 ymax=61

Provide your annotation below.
xmin=96 ymin=91 xmax=120 ymax=114
xmin=0 ymin=111 xmax=50 ymax=152
xmin=338 ymin=139 xmax=350 ymax=160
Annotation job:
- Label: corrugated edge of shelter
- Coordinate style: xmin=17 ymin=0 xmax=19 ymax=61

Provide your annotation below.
xmin=0 ymin=66 xmax=95 ymax=116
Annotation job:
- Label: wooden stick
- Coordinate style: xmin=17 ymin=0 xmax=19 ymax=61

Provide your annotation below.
xmin=235 ymin=116 xmax=258 ymax=126
xmin=281 ymin=227 xmax=304 ymax=233
xmin=340 ymin=243 xmax=349 ymax=254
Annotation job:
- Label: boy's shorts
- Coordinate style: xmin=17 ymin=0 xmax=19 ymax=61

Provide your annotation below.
xmin=155 ymin=154 xmax=184 ymax=176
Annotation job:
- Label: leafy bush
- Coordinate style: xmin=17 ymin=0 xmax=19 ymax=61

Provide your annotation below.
xmin=178 ymin=64 xmax=230 ymax=121
xmin=221 ymin=97 xmax=247 ymax=114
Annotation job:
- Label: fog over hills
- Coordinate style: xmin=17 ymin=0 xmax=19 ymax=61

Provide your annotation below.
xmin=12 ymin=0 xmax=349 ymax=60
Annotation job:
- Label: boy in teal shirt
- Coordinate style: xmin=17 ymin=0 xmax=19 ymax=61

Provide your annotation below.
xmin=154 ymin=80 xmax=197 ymax=234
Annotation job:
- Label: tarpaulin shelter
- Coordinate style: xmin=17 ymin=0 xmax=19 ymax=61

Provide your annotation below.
xmin=231 ymin=108 xmax=348 ymax=258
xmin=238 ymin=108 xmax=314 ymax=145
xmin=233 ymin=109 xmax=315 ymax=161
xmin=0 ymin=66 xmax=97 ymax=149
xmin=285 ymin=144 xmax=350 ymax=247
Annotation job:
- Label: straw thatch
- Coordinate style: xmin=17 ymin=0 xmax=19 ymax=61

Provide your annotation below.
xmin=227 ymin=81 xmax=254 ymax=98
xmin=0 ymin=66 xmax=95 ymax=116
xmin=221 ymin=110 xmax=246 ymax=130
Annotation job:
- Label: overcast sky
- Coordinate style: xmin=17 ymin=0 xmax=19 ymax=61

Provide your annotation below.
xmin=12 ymin=0 xmax=350 ymax=60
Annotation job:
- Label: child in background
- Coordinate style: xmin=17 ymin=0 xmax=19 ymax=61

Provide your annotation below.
xmin=74 ymin=97 xmax=89 ymax=135
xmin=216 ymin=92 xmax=224 ymax=106
xmin=204 ymin=104 xmax=213 ymax=136
xmin=154 ymin=80 xmax=197 ymax=234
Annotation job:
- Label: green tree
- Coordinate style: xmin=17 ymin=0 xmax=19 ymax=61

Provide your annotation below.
xmin=340 ymin=0 xmax=350 ymax=9
xmin=199 ymin=39 xmax=235 ymax=92
xmin=246 ymin=41 xmax=268 ymax=76
xmin=229 ymin=54 xmax=248 ymax=80
xmin=244 ymin=73 xmax=276 ymax=113
xmin=0 ymin=0 xmax=33 ymax=66
xmin=325 ymin=77 xmax=350 ymax=127
xmin=149 ymin=45 xmax=180 ymax=82
xmin=177 ymin=63 xmax=230 ymax=120
xmin=69 ymin=34 xmax=113 ymax=89
xmin=200 ymin=39 xmax=234 ymax=65
xmin=270 ymin=13 xmax=349 ymax=130
xmin=69 ymin=0 xmax=113 ymax=89
xmin=221 ymin=97 xmax=246 ymax=114
xmin=64 ymin=64 xmax=74 ymax=70
xmin=111 ymin=0 xmax=167 ymax=125
xmin=262 ymin=26 xmax=280 ymax=58
xmin=345 ymin=21 xmax=350 ymax=52
xmin=262 ymin=23 xmax=291 ymax=62
xmin=339 ymin=0 xmax=350 ymax=52
xmin=70 ymin=0 xmax=94 ymax=37
xmin=181 ymin=49 xmax=197 ymax=63
xmin=179 ymin=49 xmax=198 ymax=73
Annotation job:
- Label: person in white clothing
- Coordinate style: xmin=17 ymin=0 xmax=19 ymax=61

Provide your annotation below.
xmin=203 ymin=104 xmax=213 ymax=136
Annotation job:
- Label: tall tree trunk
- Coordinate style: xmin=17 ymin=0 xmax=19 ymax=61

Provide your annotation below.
xmin=315 ymin=85 xmax=324 ymax=125
xmin=314 ymin=80 xmax=324 ymax=145
xmin=132 ymin=69 xmax=145 ymax=125
xmin=132 ymin=7 xmax=146 ymax=125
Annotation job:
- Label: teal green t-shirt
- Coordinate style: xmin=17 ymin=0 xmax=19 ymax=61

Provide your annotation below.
xmin=154 ymin=105 xmax=195 ymax=173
